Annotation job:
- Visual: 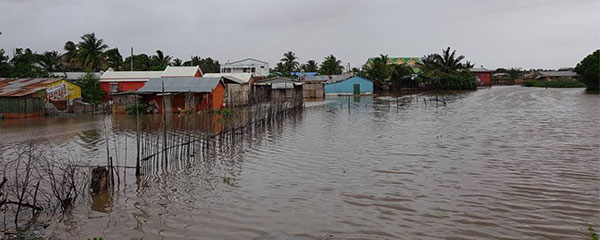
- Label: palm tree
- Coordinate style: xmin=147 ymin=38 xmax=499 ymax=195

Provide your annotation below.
xmin=104 ymin=48 xmax=123 ymax=70
xmin=362 ymin=54 xmax=392 ymax=84
xmin=150 ymin=50 xmax=171 ymax=70
xmin=280 ymin=51 xmax=299 ymax=74
xmin=301 ymin=60 xmax=318 ymax=72
xmin=37 ymin=51 xmax=63 ymax=73
xmin=76 ymin=33 xmax=108 ymax=71
xmin=171 ymin=58 xmax=183 ymax=66
xmin=423 ymin=47 xmax=472 ymax=74
xmin=63 ymin=41 xmax=79 ymax=70
xmin=318 ymin=55 xmax=344 ymax=75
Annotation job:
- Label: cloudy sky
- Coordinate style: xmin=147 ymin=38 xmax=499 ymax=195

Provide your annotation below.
xmin=0 ymin=0 xmax=598 ymax=69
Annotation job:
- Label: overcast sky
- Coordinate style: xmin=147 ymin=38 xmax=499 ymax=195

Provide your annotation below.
xmin=0 ymin=0 xmax=598 ymax=70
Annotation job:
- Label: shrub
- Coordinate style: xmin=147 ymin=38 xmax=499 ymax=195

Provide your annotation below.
xmin=522 ymin=79 xmax=586 ymax=88
xmin=125 ymin=103 xmax=146 ymax=115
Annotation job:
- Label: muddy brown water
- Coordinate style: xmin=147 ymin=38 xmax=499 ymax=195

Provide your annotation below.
xmin=0 ymin=86 xmax=598 ymax=239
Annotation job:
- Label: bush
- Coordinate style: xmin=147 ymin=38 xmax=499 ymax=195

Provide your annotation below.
xmin=522 ymin=79 xmax=586 ymax=88
xmin=427 ymin=71 xmax=478 ymax=90
xmin=125 ymin=103 xmax=146 ymax=115
xmin=574 ymin=50 xmax=599 ymax=91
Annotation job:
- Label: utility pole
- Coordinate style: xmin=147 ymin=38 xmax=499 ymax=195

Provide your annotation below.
xmin=130 ymin=47 xmax=134 ymax=71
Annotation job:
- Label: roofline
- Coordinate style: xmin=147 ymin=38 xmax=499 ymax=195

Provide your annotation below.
xmin=226 ymin=58 xmax=269 ymax=65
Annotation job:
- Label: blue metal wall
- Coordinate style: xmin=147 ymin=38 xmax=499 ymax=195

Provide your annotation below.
xmin=324 ymin=76 xmax=373 ymax=95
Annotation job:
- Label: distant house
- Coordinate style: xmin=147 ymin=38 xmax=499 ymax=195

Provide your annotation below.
xmin=301 ymin=74 xmax=355 ymax=98
xmin=367 ymin=57 xmax=423 ymax=73
xmin=99 ymin=66 xmax=203 ymax=99
xmin=254 ymin=77 xmax=303 ymax=101
xmin=0 ymin=78 xmax=82 ymax=118
xmin=291 ymin=72 xmax=318 ymax=78
xmin=535 ymin=71 xmax=578 ymax=81
xmin=324 ymin=76 xmax=373 ymax=95
xmin=203 ymin=73 xmax=254 ymax=106
xmin=220 ymin=58 xmax=269 ymax=78
xmin=472 ymin=67 xmax=493 ymax=86
xmin=136 ymin=77 xmax=225 ymax=113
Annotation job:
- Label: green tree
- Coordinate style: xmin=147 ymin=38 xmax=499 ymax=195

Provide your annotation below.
xmin=150 ymin=50 xmax=171 ymax=70
xmin=419 ymin=47 xmax=477 ymax=90
xmin=362 ymin=54 xmax=392 ymax=86
xmin=171 ymin=58 xmax=183 ymax=66
xmin=301 ymin=60 xmax=319 ymax=72
xmin=124 ymin=54 xmax=151 ymax=71
xmin=63 ymin=41 xmax=79 ymax=70
xmin=37 ymin=51 xmax=63 ymax=73
xmin=76 ymin=33 xmax=108 ymax=71
xmin=574 ymin=49 xmax=599 ymax=91
xmin=104 ymin=48 xmax=123 ymax=70
xmin=0 ymin=49 xmax=12 ymax=77
xmin=79 ymin=72 xmax=104 ymax=104
xmin=198 ymin=57 xmax=220 ymax=73
xmin=279 ymin=51 xmax=299 ymax=75
xmin=10 ymin=48 xmax=46 ymax=78
xmin=318 ymin=55 xmax=344 ymax=75
xmin=390 ymin=65 xmax=414 ymax=83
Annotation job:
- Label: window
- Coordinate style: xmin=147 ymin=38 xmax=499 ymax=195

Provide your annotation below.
xmin=251 ymin=67 xmax=256 ymax=73
xmin=260 ymin=66 xmax=265 ymax=69
xmin=110 ymin=83 xmax=119 ymax=93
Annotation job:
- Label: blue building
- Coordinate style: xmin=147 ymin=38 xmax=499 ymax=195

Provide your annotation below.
xmin=324 ymin=76 xmax=373 ymax=95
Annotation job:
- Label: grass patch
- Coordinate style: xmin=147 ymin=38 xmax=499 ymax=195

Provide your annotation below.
xmin=522 ymin=79 xmax=586 ymax=88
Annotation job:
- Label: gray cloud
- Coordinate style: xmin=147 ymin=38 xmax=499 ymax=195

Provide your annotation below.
xmin=0 ymin=0 xmax=598 ymax=69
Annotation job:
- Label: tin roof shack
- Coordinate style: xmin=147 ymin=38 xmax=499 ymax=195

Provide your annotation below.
xmin=137 ymin=77 xmax=225 ymax=113
xmin=301 ymin=75 xmax=339 ymax=99
xmin=0 ymin=78 xmax=51 ymax=118
xmin=100 ymin=66 xmax=203 ymax=100
xmin=324 ymin=76 xmax=374 ymax=95
xmin=255 ymin=77 xmax=303 ymax=102
xmin=472 ymin=67 xmax=493 ymax=86
xmin=204 ymin=73 xmax=254 ymax=106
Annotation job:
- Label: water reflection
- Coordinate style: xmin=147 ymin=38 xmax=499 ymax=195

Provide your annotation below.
xmin=0 ymin=87 xmax=598 ymax=239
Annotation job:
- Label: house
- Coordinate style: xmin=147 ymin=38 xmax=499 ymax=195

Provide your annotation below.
xmin=220 ymin=58 xmax=269 ymax=78
xmin=472 ymin=67 xmax=493 ymax=86
xmin=301 ymin=74 xmax=354 ymax=98
xmin=324 ymin=76 xmax=373 ymax=95
xmin=0 ymin=78 xmax=82 ymax=118
xmin=99 ymin=66 xmax=203 ymax=99
xmin=203 ymin=73 xmax=254 ymax=106
xmin=136 ymin=77 xmax=225 ymax=113
xmin=254 ymin=77 xmax=303 ymax=101
xmin=535 ymin=71 xmax=578 ymax=81
xmin=367 ymin=57 xmax=423 ymax=73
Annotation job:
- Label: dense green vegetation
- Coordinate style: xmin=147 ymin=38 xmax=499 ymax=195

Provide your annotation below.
xmin=522 ymin=79 xmax=586 ymax=88
xmin=79 ymin=72 xmax=104 ymax=104
xmin=574 ymin=50 xmax=599 ymax=92
xmin=271 ymin=51 xmax=345 ymax=77
xmin=0 ymin=32 xmax=221 ymax=78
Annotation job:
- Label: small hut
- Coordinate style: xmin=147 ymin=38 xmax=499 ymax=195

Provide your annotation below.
xmin=136 ymin=77 xmax=226 ymax=113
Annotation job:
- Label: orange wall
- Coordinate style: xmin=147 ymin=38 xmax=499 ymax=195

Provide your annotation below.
xmin=475 ymin=73 xmax=492 ymax=86
xmin=212 ymin=82 xmax=225 ymax=110
xmin=100 ymin=81 xmax=147 ymax=100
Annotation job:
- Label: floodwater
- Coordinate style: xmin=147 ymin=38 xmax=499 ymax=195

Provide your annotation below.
xmin=0 ymin=86 xmax=598 ymax=239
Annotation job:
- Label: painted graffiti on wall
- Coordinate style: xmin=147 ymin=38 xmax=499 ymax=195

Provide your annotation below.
xmin=46 ymin=82 xmax=68 ymax=101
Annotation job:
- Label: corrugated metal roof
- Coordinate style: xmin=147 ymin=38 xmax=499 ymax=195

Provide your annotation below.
xmin=304 ymin=74 xmax=352 ymax=83
xmin=137 ymin=77 xmax=223 ymax=94
xmin=100 ymin=70 xmax=163 ymax=82
xmin=161 ymin=66 xmax=202 ymax=77
xmin=51 ymin=72 xmax=103 ymax=80
xmin=255 ymin=77 xmax=302 ymax=89
xmin=538 ymin=71 xmax=578 ymax=78
xmin=0 ymin=78 xmax=61 ymax=97
xmin=203 ymin=73 xmax=252 ymax=84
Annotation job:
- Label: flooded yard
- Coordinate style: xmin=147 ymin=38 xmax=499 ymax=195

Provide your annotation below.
xmin=0 ymin=86 xmax=598 ymax=239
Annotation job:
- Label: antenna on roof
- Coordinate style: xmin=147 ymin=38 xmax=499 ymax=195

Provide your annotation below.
xmin=131 ymin=47 xmax=134 ymax=71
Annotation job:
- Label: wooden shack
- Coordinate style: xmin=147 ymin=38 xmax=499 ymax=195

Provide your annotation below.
xmin=136 ymin=77 xmax=225 ymax=113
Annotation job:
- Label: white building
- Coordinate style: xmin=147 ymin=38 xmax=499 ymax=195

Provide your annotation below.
xmin=220 ymin=58 xmax=269 ymax=78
